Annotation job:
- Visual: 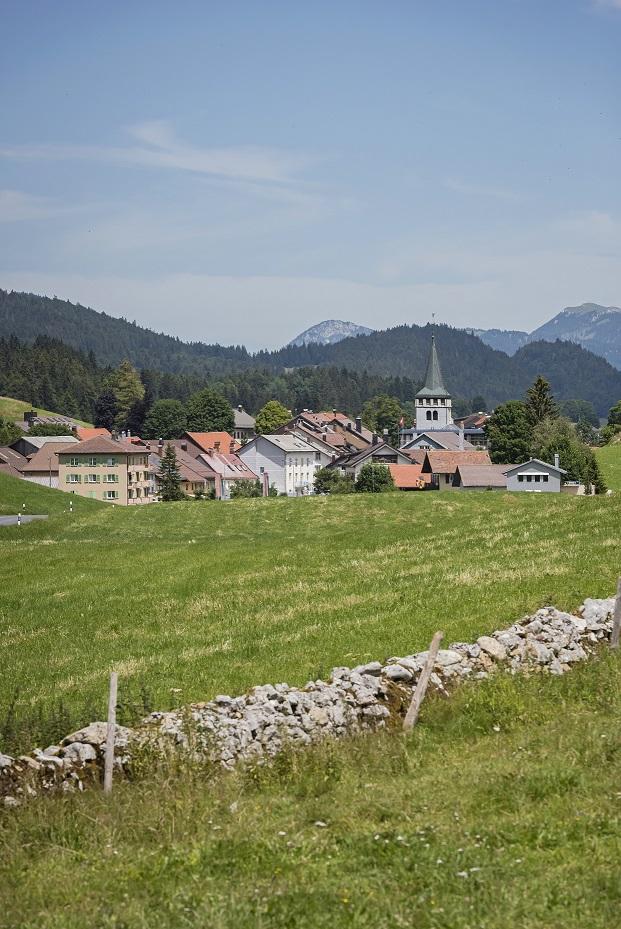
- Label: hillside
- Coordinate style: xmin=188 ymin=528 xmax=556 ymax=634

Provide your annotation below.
xmin=0 ymin=396 xmax=91 ymax=427
xmin=1 ymin=473 xmax=620 ymax=927
xmin=3 ymin=290 xmax=621 ymax=414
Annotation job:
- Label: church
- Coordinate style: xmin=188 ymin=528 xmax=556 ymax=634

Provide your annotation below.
xmin=399 ymin=336 xmax=484 ymax=451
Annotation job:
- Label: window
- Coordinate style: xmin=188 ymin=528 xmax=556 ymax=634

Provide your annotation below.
xmin=315 ymin=452 xmax=320 ymax=462
xmin=518 ymin=474 xmax=524 ymax=482
xmin=105 ymin=457 xmax=117 ymax=467
xmin=128 ymin=489 xmax=134 ymax=499
xmin=103 ymin=490 xmax=118 ymax=500
xmin=526 ymin=475 xmax=532 ymax=482
xmin=432 ymin=411 xmax=438 ymax=421
xmin=426 ymin=411 xmax=432 ymax=420
xmin=136 ymin=487 xmax=142 ymax=497
xmin=88 ymin=457 xmax=97 ymax=467
xmin=67 ymin=474 xmax=81 ymax=483
xmin=84 ymin=474 xmax=99 ymax=483
xmin=103 ymin=473 xmax=118 ymax=483
xmin=543 ymin=475 xmax=549 ymax=483
xmin=260 ymin=466 xmax=265 ymax=474
xmin=534 ymin=475 xmax=541 ymax=483
xmin=69 ymin=457 xmax=79 ymax=467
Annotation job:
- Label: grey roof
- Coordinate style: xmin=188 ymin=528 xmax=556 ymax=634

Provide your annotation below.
xmin=503 ymin=458 xmax=567 ymax=477
xmin=402 ymin=431 xmax=475 ymax=451
xmin=416 ymin=336 xmax=451 ymax=399
xmin=258 ymin=434 xmax=317 ymax=453
xmin=455 ymin=464 xmax=509 ymax=488
xmin=233 ymin=406 xmax=256 ymax=429
xmin=20 ymin=435 xmax=79 ymax=449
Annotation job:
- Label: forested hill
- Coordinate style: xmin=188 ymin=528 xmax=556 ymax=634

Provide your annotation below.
xmin=0 ymin=289 xmax=250 ymax=374
xmin=2 ymin=288 xmax=621 ymax=414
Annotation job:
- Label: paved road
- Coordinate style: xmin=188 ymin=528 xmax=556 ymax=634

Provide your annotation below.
xmin=0 ymin=515 xmax=49 ymax=526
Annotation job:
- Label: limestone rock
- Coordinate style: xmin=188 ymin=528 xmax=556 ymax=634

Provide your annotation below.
xmin=477 ymin=636 xmax=507 ymax=661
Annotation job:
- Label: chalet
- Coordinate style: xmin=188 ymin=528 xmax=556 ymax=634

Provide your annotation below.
xmin=333 ymin=440 xmax=413 ymax=480
xmin=422 ymin=450 xmax=492 ymax=490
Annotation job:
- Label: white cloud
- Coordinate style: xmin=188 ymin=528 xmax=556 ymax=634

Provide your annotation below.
xmin=0 ymin=120 xmax=316 ymax=186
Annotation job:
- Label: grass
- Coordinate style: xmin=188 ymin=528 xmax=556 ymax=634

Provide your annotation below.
xmin=1 ymin=655 xmax=620 ymax=929
xmin=1 ymin=462 xmax=621 ymax=753
xmin=596 ymin=440 xmax=621 ymax=491
xmin=0 ymin=395 xmax=92 ymax=427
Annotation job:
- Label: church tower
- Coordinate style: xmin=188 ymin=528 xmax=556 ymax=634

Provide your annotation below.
xmin=415 ymin=335 xmax=453 ymax=430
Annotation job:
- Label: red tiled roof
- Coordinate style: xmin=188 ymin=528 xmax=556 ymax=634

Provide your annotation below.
xmin=388 ymin=464 xmax=430 ymax=488
xmin=185 ymin=432 xmax=240 ymax=453
xmin=76 ymin=427 xmax=111 ymax=441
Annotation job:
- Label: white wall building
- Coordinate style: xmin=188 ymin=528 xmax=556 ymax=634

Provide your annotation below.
xmin=238 ymin=434 xmax=327 ymax=495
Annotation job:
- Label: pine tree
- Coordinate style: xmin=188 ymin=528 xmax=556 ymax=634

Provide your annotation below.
xmin=525 ymin=375 xmax=559 ymax=426
xmin=112 ymin=360 xmax=145 ymax=430
xmin=94 ymin=390 xmax=119 ymax=431
xmin=157 ymin=444 xmax=185 ymax=501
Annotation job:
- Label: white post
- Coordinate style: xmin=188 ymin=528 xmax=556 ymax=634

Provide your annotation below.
xmin=17 ymin=513 xmax=21 ymax=528
xmin=611 ymin=577 xmax=621 ymax=650
xmin=403 ymin=631 xmax=443 ymax=731
xmin=103 ymin=672 xmax=118 ymax=794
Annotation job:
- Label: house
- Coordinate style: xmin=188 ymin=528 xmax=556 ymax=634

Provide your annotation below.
xmin=503 ymin=458 xmax=567 ymax=493
xmin=238 ymin=434 xmax=324 ymax=495
xmin=11 ymin=434 xmax=78 ymax=458
xmin=183 ymin=432 xmax=240 ymax=455
xmin=422 ymin=450 xmax=492 ymax=490
xmin=387 ymin=463 xmax=430 ymax=490
xmin=452 ymin=463 xmax=510 ymax=490
xmin=197 ymin=448 xmax=259 ymax=499
xmin=452 ymin=413 xmax=490 ymax=450
xmin=76 ymin=427 xmax=112 ymax=442
xmin=285 ymin=411 xmax=372 ymax=452
xmin=232 ymin=405 xmax=256 ymax=444
xmin=333 ymin=440 xmax=413 ymax=480
xmin=402 ymin=430 xmax=475 ymax=452
xmin=148 ymin=439 xmax=258 ymax=499
xmin=15 ymin=409 xmax=83 ymax=433
xmin=57 ymin=437 xmax=155 ymax=505
xmin=147 ymin=441 xmax=216 ymax=498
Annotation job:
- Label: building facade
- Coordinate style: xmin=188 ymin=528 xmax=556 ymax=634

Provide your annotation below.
xmin=58 ymin=437 xmax=154 ymax=505
xmin=503 ymin=459 xmax=566 ymax=493
xmin=238 ymin=434 xmax=326 ymax=495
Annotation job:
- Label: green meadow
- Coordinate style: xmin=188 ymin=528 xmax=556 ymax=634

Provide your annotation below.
xmin=1 ymin=453 xmax=621 ymax=754
xmin=0 ymin=395 xmax=92 ymax=427
xmin=1 ymin=452 xmax=621 ymax=928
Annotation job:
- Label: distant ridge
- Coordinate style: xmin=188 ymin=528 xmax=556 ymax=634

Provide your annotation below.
xmin=288 ymin=319 xmax=374 ymax=347
xmin=476 ymin=303 xmax=621 ymax=369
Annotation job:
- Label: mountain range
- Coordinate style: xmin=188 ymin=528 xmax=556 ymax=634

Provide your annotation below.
xmin=1 ymin=289 xmax=621 ymax=415
xmin=288 ymin=320 xmax=374 ymax=346
xmin=474 ymin=303 xmax=621 ymax=368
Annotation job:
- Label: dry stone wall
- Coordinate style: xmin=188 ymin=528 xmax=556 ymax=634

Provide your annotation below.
xmin=1 ymin=596 xmax=615 ymax=808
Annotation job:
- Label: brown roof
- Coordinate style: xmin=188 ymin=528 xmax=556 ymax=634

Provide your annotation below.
xmin=0 ymin=446 xmax=28 ymax=473
xmin=401 ymin=448 xmax=427 ymax=465
xmin=422 ymin=450 xmax=491 ymax=475
xmin=57 ymin=436 xmax=144 ymax=457
xmin=22 ymin=441 xmax=87 ymax=473
xmin=454 ymin=464 xmax=508 ymax=488
xmin=184 ymin=432 xmax=240 ymax=453
xmin=387 ymin=464 xmax=430 ymax=488
xmin=76 ymin=427 xmax=111 ymax=441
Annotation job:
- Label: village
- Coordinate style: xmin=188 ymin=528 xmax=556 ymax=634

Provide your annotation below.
xmin=0 ymin=338 xmax=578 ymax=505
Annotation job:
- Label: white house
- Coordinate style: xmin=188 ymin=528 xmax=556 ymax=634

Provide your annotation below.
xmin=503 ymin=458 xmax=567 ymax=493
xmin=237 ymin=434 xmax=328 ymax=495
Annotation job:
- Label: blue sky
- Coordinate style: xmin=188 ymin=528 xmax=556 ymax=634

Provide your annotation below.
xmin=1 ymin=0 xmax=620 ymax=349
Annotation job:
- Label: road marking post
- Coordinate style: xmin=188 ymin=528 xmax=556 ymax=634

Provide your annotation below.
xmin=403 ymin=631 xmax=444 ymax=732
xmin=103 ymin=672 xmax=118 ymax=794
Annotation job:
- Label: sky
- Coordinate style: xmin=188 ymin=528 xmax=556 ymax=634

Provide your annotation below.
xmin=1 ymin=0 xmax=620 ymax=350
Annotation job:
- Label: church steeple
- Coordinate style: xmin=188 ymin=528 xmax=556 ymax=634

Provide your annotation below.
xmin=415 ymin=334 xmax=453 ymax=430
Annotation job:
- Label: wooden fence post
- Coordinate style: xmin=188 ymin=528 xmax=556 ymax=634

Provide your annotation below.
xmin=611 ymin=577 xmax=621 ymax=650
xmin=403 ymin=631 xmax=443 ymax=732
xmin=103 ymin=672 xmax=118 ymax=794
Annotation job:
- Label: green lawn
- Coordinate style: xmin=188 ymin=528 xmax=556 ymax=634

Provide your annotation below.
xmin=596 ymin=441 xmax=621 ymax=491
xmin=0 ymin=395 xmax=92 ymax=427
xmin=1 ymin=655 xmax=620 ymax=929
xmin=1 ymin=470 xmax=620 ymax=754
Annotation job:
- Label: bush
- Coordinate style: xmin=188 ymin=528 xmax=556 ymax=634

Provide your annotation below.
xmin=354 ymin=462 xmax=394 ymax=493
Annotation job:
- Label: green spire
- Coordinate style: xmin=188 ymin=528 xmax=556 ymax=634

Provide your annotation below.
xmin=416 ymin=335 xmax=451 ymax=398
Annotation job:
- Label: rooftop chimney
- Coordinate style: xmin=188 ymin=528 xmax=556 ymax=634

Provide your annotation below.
xmin=355 ymin=416 xmax=362 ymax=433
xmin=382 ymin=428 xmax=389 ymax=441
xmin=347 ymin=421 xmax=353 ymax=432
xmin=554 ymin=453 xmax=560 ymax=469
xmin=237 ymin=404 xmax=243 ymax=412
xmin=181 ymin=440 xmax=187 ymax=452
xmin=157 ymin=438 xmax=164 ymax=456
xmin=214 ymin=441 xmax=220 ymax=452
xmin=372 ymin=433 xmax=379 ymax=446
xmin=229 ymin=441 xmax=235 ymax=453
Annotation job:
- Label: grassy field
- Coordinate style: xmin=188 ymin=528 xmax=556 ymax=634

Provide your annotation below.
xmin=1 ymin=450 xmax=621 ymax=754
xmin=0 ymin=395 xmax=92 ymax=427
xmin=1 ymin=654 xmax=620 ymax=928
xmin=596 ymin=440 xmax=621 ymax=491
